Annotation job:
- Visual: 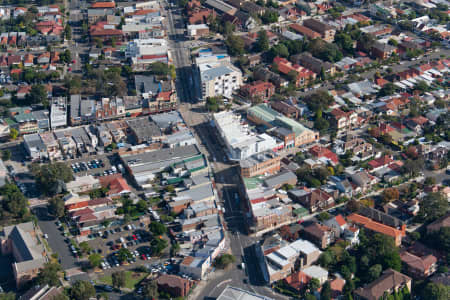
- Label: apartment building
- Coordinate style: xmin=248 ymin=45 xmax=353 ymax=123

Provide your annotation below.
xmin=328 ymin=108 xmax=358 ymax=131
xmin=303 ymin=18 xmax=336 ymax=42
xmin=199 ymin=61 xmax=242 ymax=100
xmin=240 ymin=81 xmax=275 ymax=102
xmin=273 ymin=57 xmax=316 ymax=87
xmin=213 ymin=111 xmax=278 ymax=161
xmin=354 ymin=269 xmax=411 ymax=300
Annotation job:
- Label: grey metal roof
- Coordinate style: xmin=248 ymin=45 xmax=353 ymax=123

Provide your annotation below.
xmin=201 ymin=65 xmax=235 ymax=82
xmin=263 ymin=170 xmax=296 ymax=189
xmin=151 ymin=111 xmax=183 ymax=130
xmin=217 ymin=286 xmax=274 ymax=300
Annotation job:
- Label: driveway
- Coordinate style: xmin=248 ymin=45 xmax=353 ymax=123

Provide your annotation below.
xmin=33 ymin=206 xmax=78 ymax=270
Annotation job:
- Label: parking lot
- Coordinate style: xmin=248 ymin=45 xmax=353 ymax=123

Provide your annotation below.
xmin=33 ymin=206 xmax=78 ymax=270
xmin=67 ymin=153 xmax=121 ymax=178
xmin=83 ymin=222 xmax=174 ymax=273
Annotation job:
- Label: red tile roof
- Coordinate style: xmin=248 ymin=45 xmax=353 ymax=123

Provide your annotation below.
xmin=289 ymin=23 xmax=321 ymax=39
xmin=368 ymin=155 xmax=393 ymax=169
xmin=309 ymin=145 xmax=338 ymax=164
xmin=347 ymin=213 xmax=405 ymax=240
xmin=335 ymin=214 xmax=346 ymax=226
xmin=91 ymin=1 xmax=116 ymax=8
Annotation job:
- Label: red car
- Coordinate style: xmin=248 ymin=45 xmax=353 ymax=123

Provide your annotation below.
xmin=141 ymin=254 xmax=147 ymax=260
xmin=72 ymin=60 xmax=76 ymax=64
xmin=132 ymin=235 xmax=137 ymax=240
xmin=68 ymin=67 xmax=72 ymax=72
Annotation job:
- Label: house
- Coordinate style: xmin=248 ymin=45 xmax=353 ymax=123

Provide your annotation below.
xmin=400 ymin=251 xmax=437 ymax=279
xmin=289 ymin=188 xmax=334 ymax=213
xmin=273 ymin=57 xmax=316 ymax=87
xmin=303 ymin=18 xmax=335 ymax=42
xmin=284 ymin=271 xmax=311 ymax=292
xmin=302 ymin=223 xmax=334 ymax=249
xmin=0 ymin=222 xmax=47 ymax=288
xmin=99 ymin=174 xmax=131 ymax=198
xmin=66 ymin=175 xmax=101 ymax=193
xmin=324 ymin=214 xmax=347 ymax=237
xmin=240 ymin=81 xmax=275 ymax=102
xmin=347 ymin=213 xmax=405 ymax=246
xmin=368 ymin=155 xmax=394 ymax=171
xmin=426 ymin=213 xmax=450 ymax=234
xmin=19 ymin=285 xmax=65 ymax=300
xmin=156 ymin=274 xmax=195 ymax=297
xmin=309 ymin=145 xmax=338 ymax=165
xmin=253 ymin=66 xmax=288 ymax=88
xmin=353 ymin=269 xmax=411 ymax=300
xmin=37 ymin=52 xmax=51 ymax=64
xmin=328 ymin=108 xmax=358 ymax=132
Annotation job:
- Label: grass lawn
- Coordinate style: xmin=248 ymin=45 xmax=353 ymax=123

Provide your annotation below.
xmin=99 ymin=271 xmax=147 ymax=289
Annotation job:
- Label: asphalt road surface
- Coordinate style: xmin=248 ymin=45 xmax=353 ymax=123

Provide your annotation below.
xmin=33 ymin=206 xmax=78 ymax=270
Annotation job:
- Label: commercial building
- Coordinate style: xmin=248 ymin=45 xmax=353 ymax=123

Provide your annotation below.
xmin=240 ymin=150 xmax=281 ymax=178
xmin=213 ymin=111 xmax=279 ymax=161
xmin=50 ymin=97 xmax=67 ymax=129
xmin=121 ymin=144 xmax=202 ymax=188
xmin=247 ymin=104 xmax=319 ymax=147
xmin=69 ymin=95 xmax=96 ymax=126
xmin=66 ymin=175 xmax=101 ymax=194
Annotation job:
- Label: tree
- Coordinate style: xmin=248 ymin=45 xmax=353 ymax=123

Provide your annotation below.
xmin=214 ymin=254 xmax=236 ymax=269
xmin=307 ymin=278 xmax=320 ymax=293
xmin=64 ymin=24 xmax=72 ymax=40
xmin=79 ymin=241 xmax=91 ymax=255
xmin=149 ymin=62 xmax=170 ymax=76
xmin=60 ymin=49 xmax=72 ymax=64
xmin=378 ymin=82 xmax=397 ymax=97
xmin=414 ymin=80 xmax=429 ymax=93
xmin=367 ymin=264 xmax=382 ymax=282
xmin=287 ymin=70 xmax=298 ymax=84
xmin=36 ymin=262 xmax=61 ymax=286
xmin=150 ymin=221 xmax=167 ymax=235
xmin=318 ymin=250 xmax=335 ymax=268
xmin=388 ymin=39 xmax=398 ymax=46
xmin=314 ymin=117 xmax=329 ymax=132
xmin=30 ymin=162 xmax=73 ymax=196
xmin=150 ymin=238 xmax=168 ymax=255
xmin=142 ymin=280 xmax=159 ymax=299
xmin=256 ymin=30 xmax=269 ymax=52
xmin=0 ymin=293 xmax=16 ymax=300
xmin=26 ymin=84 xmax=48 ymax=106
xmin=401 ymin=159 xmax=424 ymax=177
xmin=320 ymin=281 xmax=332 ymax=300
xmin=269 ymin=44 xmax=289 ymax=59
xmin=0 ymin=183 xmax=28 ymax=220
xmin=70 ymin=281 xmax=96 ymax=300
xmin=418 ymin=192 xmax=448 ymax=223
xmin=112 ymin=271 xmax=126 ymax=288
xmin=171 ymin=242 xmax=181 ymax=256
xmin=422 ymin=282 xmax=450 ymax=300
xmin=304 ymin=91 xmax=334 ymax=112
xmin=225 ymin=35 xmax=245 ymax=56
xmin=88 ymin=253 xmax=102 ymax=268
xmin=382 ymin=188 xmax=399 ymax=203
xmin=1 ymin=150 xmax=11 ymax=161
xmin=9 ymin=128 xmax=18 ymax=140
xmin=261 ymin=9 xmax=279 ymax=24
xmin=117 ymin=248 xmax=132 ymax=262
xmin=424 ymin=177 xmax=436 ymax=186
xmin=48 ymin=196 xmax=65 ymax=218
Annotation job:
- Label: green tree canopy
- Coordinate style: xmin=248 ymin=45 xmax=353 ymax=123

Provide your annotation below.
xmin=30 ymin=162 xmax=73 ymax=196
xmin=256 ymin=30 xmax=269 ymax=52
xmin=214 ymin=254 xmax=236 ymax=269
xmin=88 ymin=253 xmax=102 ymax=268
xmin=149 ymin=221 xmax=167 ymax=235
xmin=25 ymin=84 xmax=48 ymax=106
xmin=70 ymin=281 xmax=96 ymax=300
xmin=36 ymin=262 xmax=61 ymax=287
xmin=112 ymin=271 xmax=126 ymax=288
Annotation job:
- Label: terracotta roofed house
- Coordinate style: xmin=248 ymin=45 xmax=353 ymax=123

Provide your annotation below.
xmin=91 ymin=1 xmax=116 ymax=8
xmin=240 ymin=80 xmax=275 ymax=102
xmin=347 ymin=213 xmax=405 ymax=246
xmin=289 ymin=23 xmax=321 ymax=39
xmin=303 ymin=18 xmax=336 ymax=42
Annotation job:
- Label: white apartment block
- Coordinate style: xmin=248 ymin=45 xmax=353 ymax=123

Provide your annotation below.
xmin=213 ymin=111 xmax=278 ymax=161
xmin=199 ymin=61 xmax=242 ymax=100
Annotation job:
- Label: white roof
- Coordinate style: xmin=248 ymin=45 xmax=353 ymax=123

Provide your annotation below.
xmin=290 ymin=239 xmax=321 ymax=255
xmin=302 ymin=265 xmax=328 ymax=279
xmin=187 ymin=24 xmax=209 ymax=30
